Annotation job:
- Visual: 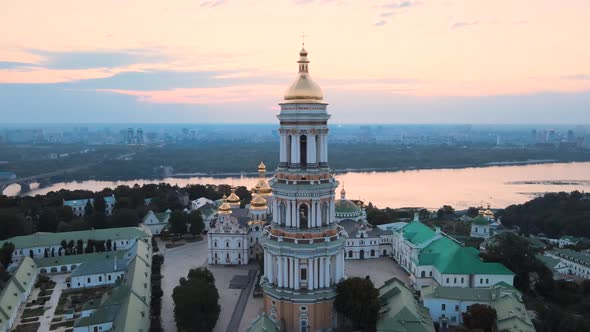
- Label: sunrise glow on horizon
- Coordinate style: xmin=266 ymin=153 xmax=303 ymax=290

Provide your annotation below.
xmin=1 ymin=0 xmax=589 ymax=123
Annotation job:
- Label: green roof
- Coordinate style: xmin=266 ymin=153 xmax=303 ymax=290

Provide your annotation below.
xmin=419 ymin=237 xmax=513 ymax=275
xmin=0 ymin=227 xmax=151 ymax=249
xmin=246 ymin=313 xmax=279 ymax=332
xmin=35 ymin=250 xmax=126 ymax=268
xmin=536 ymin=255 xmax=562 ymax=270
xmin=548 ymin=249 xmax=590 ymax=267
xmin=377 ymin=278 xmax=434 ymax=332
xmin=472 ymin=216 xmax=490 ymax=225
xmin=75 ymin=241 xmax=151 ymax=332
xmin=402 ymin=221 xmax=436 ymax=245
xmin=335 ymin=199 xmax=361 ymax=216
xmin=0 ymin=257 xmax=37 ymax=330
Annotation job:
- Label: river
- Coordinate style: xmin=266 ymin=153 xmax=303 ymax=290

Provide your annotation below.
xmin=4 ymin=162 xmax=590 ymax=210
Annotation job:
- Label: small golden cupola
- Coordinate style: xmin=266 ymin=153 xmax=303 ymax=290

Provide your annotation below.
xmin=250 ymin=193 xmax=268 ymax=210
xmin=256 ymin=161 xmax=272 ymax=197
xmin=284 ymin=47 xmax=324 ymax=103
xmin=217 ymin=196 xmax=232 ymax=215
xmin=227 ymin=187 xmax=241 ymax=208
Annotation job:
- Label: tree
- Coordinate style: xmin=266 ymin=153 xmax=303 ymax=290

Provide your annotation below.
xmin=38 ymin=208 xmax=58 ymax=232
xmin=462 ymin=304 xmax=497 ymax=332
xmin=56 ymin=206 xmax=74 ymax=223
xmin=0 ymin=242 xmax=15 ymax=267
xmin=169 ymin=210 xmax=188 ymax=235
xmin=437 ymin=205 xmax=455 ymax=219
xmin=111 ymin=208 xmax=140 ymax=228
xmin=466 ymin=206 xmax=480 ymax=217
xmin=85 ymin=239 xmax=95 ymax=253
xmin=334 ymin=277 xmax=381 ymax=331
xmin=188 ymin=211 xmax=204 ymax=237
xmin=482 ymin=233 xmax=549 ymax=291
xmin=93 ymin=196 xmax=107 ymax=216
xmin=84 ymin=200 xmax=93 ymax=217
xmin=76 ymin=239 xmax=84 ymax=254
xmin=173 ymin=267 xmax=220 ymax=332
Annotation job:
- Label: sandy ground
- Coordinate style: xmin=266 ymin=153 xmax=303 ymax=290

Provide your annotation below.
xmin=345 ymin=257 xmax=410 ymax=288
xmin=159 ymin=238 xmax=263 ymax=332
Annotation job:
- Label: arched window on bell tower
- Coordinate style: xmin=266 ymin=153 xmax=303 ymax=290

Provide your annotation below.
xmin=279 ymin=201 xmax=286 ymax=225
xmin=299 ymin=204 xmax=309 ymax=228
xmin=300 ymin=135 xmax=307 ymax=167
xmin=321 ymin=202 xmax=328 ymax=226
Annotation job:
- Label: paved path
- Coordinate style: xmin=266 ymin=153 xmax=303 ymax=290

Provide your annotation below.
xmin=37 ymin=274 xmax=67 ymax=332
xmin=226 ymin=269 xmax=257 ymax=332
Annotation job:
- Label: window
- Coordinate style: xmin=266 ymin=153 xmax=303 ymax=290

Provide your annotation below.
xmin=454 ymin=278 xmax=457 ymax=284
xmin=108 ymin=275 xmax=112 ymax=281
xmin=446 ymin=278 xmax=449 ymax=284
xmin=455 ymin=305 xmax=459 ymax=312
xmin=442 ymin=304 xmax=446 ymax=311
xmin=99 ymin=276 xmax=102 ymax=282
xmin=87 ymin=278 xmax=91 ymax=283
xmin=214 ymin=241 xmax=218 ymax=247
xmin=486 ymin=278 xmax=489 ymax=284
xmin=461 ymin=277 xmax=464 ymax=283
xmin=226 ymin=241 xmax=229 ymax=248
xmin=348 ymin=251 xmax=353 ymax=258
xmin=238 ymin=242 xmax=241 ymax=248
xmin=301 ymin=268 xmax=307 ymax=281
xmin=480 ymin=278 xmax=483 ymax=284
xmin=451 ymin=316 xmax=456 ymax=323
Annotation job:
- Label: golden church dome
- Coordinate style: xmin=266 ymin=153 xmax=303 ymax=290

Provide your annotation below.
xmin=258 ymin=161 xmax=266 ymax=172
xmin=284 ymin=47 xmax=324 ymax=103
xmin=218 ymin=199 xmax=232 ymax=215
xmin=250 ymin=194 xmax=268 ymax=210
xmin=227 ymin=188 xmax=240 ymax=207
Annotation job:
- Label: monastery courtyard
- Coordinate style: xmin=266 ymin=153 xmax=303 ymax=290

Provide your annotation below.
xmin=158 ymin=237 xmax=408 ymax=332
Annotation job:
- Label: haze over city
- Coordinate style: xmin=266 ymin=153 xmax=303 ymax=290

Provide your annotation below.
xmin=2 ymin=2 xmax=590 ymax=332
xmin=2 ymin=0 xmax=590 ymax=124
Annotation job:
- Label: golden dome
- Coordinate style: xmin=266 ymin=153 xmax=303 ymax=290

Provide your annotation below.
xmin=227 ymin=188 xmax=240 ymax=204
xmin=284 ymin=47 xmax=324 ymax=103
xmin=218 ymin=200 xmax=232 ymax=215
xmin=250 ymin=194 xmax=267 ymax=209
xmin=258 ymin=161 xmax=266 ymax=172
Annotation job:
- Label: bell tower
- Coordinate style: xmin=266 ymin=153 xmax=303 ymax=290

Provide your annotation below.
xmin=261 ymin=46 xmax=346 ymax=332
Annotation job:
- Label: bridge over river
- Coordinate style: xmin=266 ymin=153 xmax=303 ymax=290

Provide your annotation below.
xmin=0 ymin=163 xmax=98 ymax=195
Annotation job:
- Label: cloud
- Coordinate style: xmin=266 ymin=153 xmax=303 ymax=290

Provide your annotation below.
xmin=451 ymin=21 xmax=479 ymax=29
xmin=200 ymin=0 xmax=225 ymax=8
xmin=381 ymin=12 xmax=394 ymax=17
xmin=562 ymin=74 xmax=590 ymax=81
xmin=384 ymin=1 xmax=421 ymax=9
xmin=374 ymin=20 xmax=387 ymax=27
xmin=0 ymin=61 xmax=38 ymax=70
xmin=27 ymin=48 xmax=169 ymax=70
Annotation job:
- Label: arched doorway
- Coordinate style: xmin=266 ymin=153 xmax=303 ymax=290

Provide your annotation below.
xmin=299 ymin=204 xmax=309 ymax=228
xmin=370 ymin=249 xmax=375 ymax=257
xmin=300 ymin=135 xmax=307 ymax=166
xmin=359 ymin=250 xmax=365 ymax=259
xmin=383 ymin=249 xmax=387 ymax=256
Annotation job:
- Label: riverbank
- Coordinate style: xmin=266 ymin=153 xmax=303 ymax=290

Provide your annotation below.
xmin=6 ymin=162 xmax=590 ymax=210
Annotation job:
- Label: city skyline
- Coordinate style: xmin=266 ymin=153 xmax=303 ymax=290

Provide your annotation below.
xmin=1 ymin=0 xmax=589 ymax=124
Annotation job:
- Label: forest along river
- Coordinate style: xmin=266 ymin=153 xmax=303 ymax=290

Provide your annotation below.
xmin=4 ymin=162 xmax=590 ymax=210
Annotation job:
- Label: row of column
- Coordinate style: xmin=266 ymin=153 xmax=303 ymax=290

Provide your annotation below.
xmin=272 ymin=198 xmax=337 ymax=228
xmin=264 ymin=252 xmax=346 ymax=290
xmin=279 ymin=133 xmax=328 ymax=167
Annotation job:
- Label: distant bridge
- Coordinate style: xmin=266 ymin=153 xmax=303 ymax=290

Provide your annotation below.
xmin=0 ymin=163 xmax=98 ymax=195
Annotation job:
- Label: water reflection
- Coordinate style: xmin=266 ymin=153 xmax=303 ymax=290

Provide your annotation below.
xmin=4 ymin=162 xmax=590 ymax=210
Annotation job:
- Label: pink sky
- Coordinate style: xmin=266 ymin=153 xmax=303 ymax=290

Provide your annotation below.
xmin=1 ymin=0 xmax=589 ymax=123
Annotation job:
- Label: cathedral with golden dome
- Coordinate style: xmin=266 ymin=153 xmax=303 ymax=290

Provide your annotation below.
xmin=207 ymin=163 xmax=274 ymax=265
